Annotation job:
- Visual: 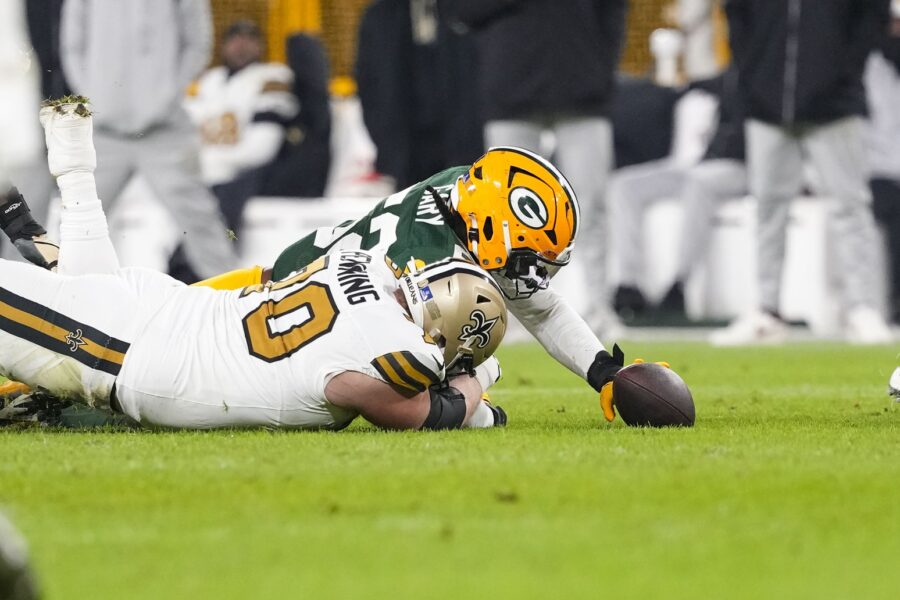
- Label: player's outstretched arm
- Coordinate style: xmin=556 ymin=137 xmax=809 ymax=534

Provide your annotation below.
xmin=506 ymin=285 xmax=606 ymax=383
xmin=325 ymin=371 xmax=501 ymax=430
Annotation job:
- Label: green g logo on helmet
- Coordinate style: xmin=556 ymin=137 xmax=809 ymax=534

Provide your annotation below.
xmin=509 ymin=187 xmax=549 ymax=229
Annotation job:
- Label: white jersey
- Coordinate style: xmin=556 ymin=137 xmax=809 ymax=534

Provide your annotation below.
xmin=0 ymin=250 xmax=442 ymax=429
xmin=115 ymin=250 xmax=444 ymax=429
xmin=186 ymin=62 xmax=298 ymax=185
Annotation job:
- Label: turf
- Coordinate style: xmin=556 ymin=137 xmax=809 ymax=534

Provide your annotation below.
xmin=2 ymin=342 xmax=899 ymax=599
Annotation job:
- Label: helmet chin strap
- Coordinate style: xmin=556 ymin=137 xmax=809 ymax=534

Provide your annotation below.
xmin=445 ymin=343 xmax=475 ymax=376
xmin=467 ymin=213 xmax=480 ymax=261
xmin=449 ymin=182 xmax=461 ymax=209
xmin=502 ymin=220 xmax=512 ymax=259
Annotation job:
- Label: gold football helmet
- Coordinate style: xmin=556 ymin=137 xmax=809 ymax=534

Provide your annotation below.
xmin=450 ymin=147 xmax=579 ymax=297
xmin=400 ymin=258 xmax=508 ymax=373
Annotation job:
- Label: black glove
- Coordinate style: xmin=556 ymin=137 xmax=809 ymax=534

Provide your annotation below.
xmin=1 ymin=187 xmax=58 ymax=271
xmin=1 ymin=187 xmax=46 ymax=242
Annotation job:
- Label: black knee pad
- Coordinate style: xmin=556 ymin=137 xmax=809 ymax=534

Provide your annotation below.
xmin=422 ymin=385 xmax=466 ymax=430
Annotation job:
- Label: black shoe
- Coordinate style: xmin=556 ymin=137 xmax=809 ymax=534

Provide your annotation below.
xmin=657 ymin=281 xmax=686 ymax=317
xmin=0 ymin=186 xmax=59 ymax=270
xmin=613 ymin=285 xmax=649 ymax=322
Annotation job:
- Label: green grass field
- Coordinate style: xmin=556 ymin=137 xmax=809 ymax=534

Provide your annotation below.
xmin=2 ymin=341 xmax=899 ymax=599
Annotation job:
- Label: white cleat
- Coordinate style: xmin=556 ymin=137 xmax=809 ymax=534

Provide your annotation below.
xmin=38 ymin=98 xmax=96 ymax=178
xmin=889 ymin=367 xmax=900 ymax=401
xmin=710 ymin=310 xmax=788 ymax=346
xmin=844 ymin=305 xmax=893 ymax=345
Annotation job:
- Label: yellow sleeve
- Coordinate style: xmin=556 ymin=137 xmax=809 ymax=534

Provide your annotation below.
xmin=191 ymin=265 xmax=265 ymax=290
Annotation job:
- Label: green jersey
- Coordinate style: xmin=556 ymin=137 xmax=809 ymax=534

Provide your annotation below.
xmin=273 ymin=167 xmax=469 ymax=280
xmin=272 ymin=165 xmax=605 ymax=389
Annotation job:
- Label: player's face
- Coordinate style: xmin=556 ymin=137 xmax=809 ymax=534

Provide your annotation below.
xmin=221 ymin=35 xmax=262 ymax=71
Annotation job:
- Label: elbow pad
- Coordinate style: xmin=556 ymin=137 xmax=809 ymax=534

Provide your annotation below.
xmin=422 ymin=385 xmax=467 ymax=430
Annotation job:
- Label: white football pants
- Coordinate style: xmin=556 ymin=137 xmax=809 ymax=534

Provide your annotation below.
xmin=0 ymin=260 xmax=178 ymax=407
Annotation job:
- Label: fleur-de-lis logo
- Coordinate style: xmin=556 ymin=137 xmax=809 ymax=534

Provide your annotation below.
xmin=65 ymin=328 xmax=86 ymax=352
xmin=458 ymin=310 xmax=499 ymax=349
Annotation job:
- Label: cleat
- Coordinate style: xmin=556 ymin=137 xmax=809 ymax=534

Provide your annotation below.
xmin=39 ymin=96 xmax=96 ymax=178
xmin=0 ymin=186 xmax=59 ymax=270
xmin=0 ymin=388 xmax=73 ymax=427
xmin=710 ymin=310 xmax=788 ymax=346
xmin=613 ymin=285 xmax=649 ymax=322
xmin=845 ymin=306 xmax=893 ymax=345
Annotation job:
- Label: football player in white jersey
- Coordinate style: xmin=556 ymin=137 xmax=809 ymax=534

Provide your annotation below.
xmin=0 ymin=100 xmax=507 ymax=431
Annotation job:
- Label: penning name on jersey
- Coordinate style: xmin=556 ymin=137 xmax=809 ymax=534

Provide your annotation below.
xmin=336 ymin=251 xmax=380 ymax=305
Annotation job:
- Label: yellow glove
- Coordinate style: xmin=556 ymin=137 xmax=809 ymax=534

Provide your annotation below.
xmin=598 ymin=358 xmax=672 ymax=423
xmin=600 ymin=381 xmax=616 ymax=422
xmin=631 ymin=358 xmax=671 ymax=368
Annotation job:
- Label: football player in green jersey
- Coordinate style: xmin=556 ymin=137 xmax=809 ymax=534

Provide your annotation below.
xmin=199 ymin=147 xmax=639 ymax=422
xmin=3 ymin=146 xmax=645 ymax=424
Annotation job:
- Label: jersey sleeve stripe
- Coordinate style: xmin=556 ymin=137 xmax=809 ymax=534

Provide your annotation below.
xmin=0 ymin=287 xmax=129 ymax=376
xmin=395 ymin=351 xmax=441 ymax=388
xmin=385 ymin=353 xmax=431 ymax=392
xmin=371 ymin=355 xmax=422 ymax=393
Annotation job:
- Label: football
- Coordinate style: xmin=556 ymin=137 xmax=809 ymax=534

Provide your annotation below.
xmin=614 ymin=363 xmax=695 ymax=427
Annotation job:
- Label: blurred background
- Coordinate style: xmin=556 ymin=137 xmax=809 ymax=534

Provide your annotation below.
xmin=5 ymin=0 xmax=900 ymax=343
xmin=209 ymin=0 xmax=722 ymax=86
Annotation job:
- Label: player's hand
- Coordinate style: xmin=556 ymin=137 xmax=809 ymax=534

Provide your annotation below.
xmin=589 ymin=345 xmax=671 ymax=422
xmin=599 ymin=381 xmax=617 ymax=422
xmin=587 ymin=344 xmax=625 ymax=392
xmin=631 ymin=358 xmax=671 ymax=368
xmin=601 ymin=359 xmax=673 ymax=422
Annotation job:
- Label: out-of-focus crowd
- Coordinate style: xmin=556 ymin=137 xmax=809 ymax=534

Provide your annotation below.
xmin=4 ymin=0 xmax=900 ymax=345
xmin=5 ymin=0 xmax=332 ymax=283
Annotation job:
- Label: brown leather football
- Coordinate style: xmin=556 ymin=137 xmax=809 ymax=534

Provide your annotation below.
xmin=613 ymin=363 xmax=695 ymax=427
